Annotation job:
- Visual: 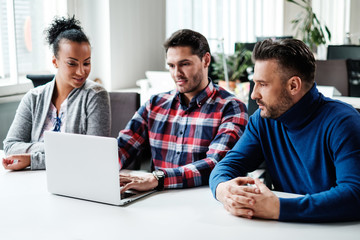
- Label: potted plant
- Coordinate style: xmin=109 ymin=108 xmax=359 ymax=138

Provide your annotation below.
xmin=287 ymin=0 xmax=331 ymax=50
xmin=211 ymin=43 xmax=253 ymax=90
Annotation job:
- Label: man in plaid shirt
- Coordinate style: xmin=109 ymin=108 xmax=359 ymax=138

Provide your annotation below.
xmin=119 ymin=29 xmax=248 ymax=192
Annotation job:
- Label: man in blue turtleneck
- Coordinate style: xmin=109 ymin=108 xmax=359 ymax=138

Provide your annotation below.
xmin=209 ymin=39 xmax=360 ymax=222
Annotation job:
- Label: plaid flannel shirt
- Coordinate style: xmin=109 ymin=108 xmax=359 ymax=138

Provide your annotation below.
xmin=118 ymin=81 xmax=248 ymax=189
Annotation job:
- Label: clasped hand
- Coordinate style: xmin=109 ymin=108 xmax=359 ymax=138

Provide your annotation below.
xmin=216 ymin=177 xmax=280 ymax=220
xmin=119 ymin=173 xmax=158 ymax=193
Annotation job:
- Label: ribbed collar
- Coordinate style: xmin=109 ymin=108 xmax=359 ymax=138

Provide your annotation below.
xmin=176 ymin=78 xmax=214 ymax=109
xmin=276 ymin=83 xmax=322 ymax=130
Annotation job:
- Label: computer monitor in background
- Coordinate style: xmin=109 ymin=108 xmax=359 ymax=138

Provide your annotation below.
xmin=235 ymin=36 xmax=293 ymax=53
xmin=327 ymin=45 xmax=360 ymax=60
xmin=326 ymin=45 xmax=360 ymax=97
xmin=256 ymin=36 xmax=293 ymax=42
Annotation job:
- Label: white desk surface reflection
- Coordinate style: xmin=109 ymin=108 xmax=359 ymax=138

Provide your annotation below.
xmin=0 ymin=150 xmax=359 ymax=240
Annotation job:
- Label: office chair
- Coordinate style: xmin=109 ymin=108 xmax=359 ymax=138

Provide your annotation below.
xmin=109 ymin=92 xmax=140 ymax=138
xmin=109 ymin=91 xmax=151 ymax=170
xmin=314 ymin=60 xmax=348 ymax=96
xmin=26 ymin=74 xmax=54 ymax=87
xmin=247 ymin=80 xmax=258 ymax=116
xmin=346 ymin=59 xmax=360 ymax=97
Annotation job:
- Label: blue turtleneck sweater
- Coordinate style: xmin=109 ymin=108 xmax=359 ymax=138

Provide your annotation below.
xmin=209 ymin=85 xmax=360 ymax=222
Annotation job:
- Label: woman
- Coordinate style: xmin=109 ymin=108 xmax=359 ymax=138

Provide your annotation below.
xmin=2 ymin=16 xmax=111 ymax=170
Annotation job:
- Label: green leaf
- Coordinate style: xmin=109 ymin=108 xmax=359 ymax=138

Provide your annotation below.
xmin=325 ymin=25 xmax=332 ymax=41
xmin=286 ymin=0 xmax=306 ymax=9
xmin=287 ymin=0 xmax=332 ymax=46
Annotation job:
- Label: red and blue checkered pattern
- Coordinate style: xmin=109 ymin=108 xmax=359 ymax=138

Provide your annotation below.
xmin=118 ymin=81 xmax=248 ymax=189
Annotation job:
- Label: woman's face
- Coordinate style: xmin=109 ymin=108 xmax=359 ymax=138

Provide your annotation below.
xmin=52 ymin=39 xmax=91 ymax=91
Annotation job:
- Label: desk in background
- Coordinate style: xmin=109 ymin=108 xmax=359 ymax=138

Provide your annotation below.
xmin=0 ymin=151 xmax=359 ymax=240
xmin=334 ymin=96 xmax=360 ymax=110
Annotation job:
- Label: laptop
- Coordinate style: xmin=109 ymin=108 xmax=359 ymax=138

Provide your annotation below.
xmin=44 ymin=131 xmax=156 ymax=205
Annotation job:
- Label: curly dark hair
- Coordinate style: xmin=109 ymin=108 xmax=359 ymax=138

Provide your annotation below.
xmin=44 ymin=15 xmax=90 ymax=57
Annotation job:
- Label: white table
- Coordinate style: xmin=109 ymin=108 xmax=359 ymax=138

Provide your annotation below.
xmin=333 ymin=96 xmax=360 ymax=110
xmin=1 ymin=151 xmax=360 ymax=240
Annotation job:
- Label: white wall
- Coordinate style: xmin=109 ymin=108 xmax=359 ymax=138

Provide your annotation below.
xmin=283 ymin=0 xmax=300 ymax=37
xmin=349 ymin=0 xmax=360 ymax=45
xmin=68 ymin=0 xmax=166 ymax=90
xmin=68 ymin=0 xmax=112 ymax=89
xmin=108 ymin=0 xmax=166 ymax=90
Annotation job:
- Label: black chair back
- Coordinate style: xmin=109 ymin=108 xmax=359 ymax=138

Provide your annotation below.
xmin=26 ymin=74 xmax=54 ymax=87
xmin=346 ymin=59 xmax=360 ymax=97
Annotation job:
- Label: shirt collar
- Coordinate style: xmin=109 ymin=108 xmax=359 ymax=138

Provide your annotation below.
xmin=176 ymin=78 xmax=214 ymax=108
xmin=276 ymin=83 xmax=322 ymax=129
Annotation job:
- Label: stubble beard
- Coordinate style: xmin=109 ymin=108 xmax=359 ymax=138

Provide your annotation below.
xmin=259 ymin=88 xmax=293 ymax=119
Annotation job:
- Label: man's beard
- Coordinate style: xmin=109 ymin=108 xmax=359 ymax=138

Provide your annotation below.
xmin=257 ymin=88 xmax=293 ymax=119
xmin=179 ymin=69 xmax=204 ymax=94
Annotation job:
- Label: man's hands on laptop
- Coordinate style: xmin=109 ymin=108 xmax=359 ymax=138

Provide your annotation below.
xmin=120 ymin=173 xmax=158 ymax=193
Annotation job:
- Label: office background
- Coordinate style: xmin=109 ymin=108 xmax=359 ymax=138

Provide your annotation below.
xmin=1 ymin=0 xmax=360 ymax=149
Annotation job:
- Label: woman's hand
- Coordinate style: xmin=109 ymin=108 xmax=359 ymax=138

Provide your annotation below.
xmin=2 ymin=154 xmax=31 ymax=170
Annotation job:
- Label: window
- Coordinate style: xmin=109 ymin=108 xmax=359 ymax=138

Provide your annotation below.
xmin=166 ymin=0 xmax=350 ymax=54
xmin=0 ymin=0 xmax=11 ymax=82
xmin=166 ymin=0 xmax=284 ymax=54
xmin=312 ymin=0 xmax=350 ymax=45
xmin=14 ymin=0 xmax=48 ymax=77
xmin=0 ymin=0 xmax=66 ymax=95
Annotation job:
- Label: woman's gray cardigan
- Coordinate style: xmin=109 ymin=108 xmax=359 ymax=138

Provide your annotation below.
xmin=3 ymin=79 xmax=111 ymax=170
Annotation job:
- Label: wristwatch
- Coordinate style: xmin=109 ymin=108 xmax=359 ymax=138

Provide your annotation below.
xmin=152 ymin=170 xmax=165 ymax=191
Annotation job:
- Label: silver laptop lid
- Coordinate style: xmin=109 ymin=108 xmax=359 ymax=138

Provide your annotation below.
xmin=44 ymin=131 xmax=121 ymax=205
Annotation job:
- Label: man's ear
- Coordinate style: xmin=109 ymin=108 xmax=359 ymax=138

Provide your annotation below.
xmin=287 ymin=76 xmax=302 ymax=96
xmin=202 ymin=52 xmax=211 ymax=68
xmin=52 ymin=56 xmax=58 ymax=68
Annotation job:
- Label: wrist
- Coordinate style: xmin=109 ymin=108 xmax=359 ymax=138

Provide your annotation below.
xmin=152 ymin=170 xmax=165 ymax=190
xmin=149 ymin=174 xmax=159 ymax=188
xmin=272 ymin=196 xmax=280 ymax=220
xmin=215 ymin=182 xmax=227 ymax=202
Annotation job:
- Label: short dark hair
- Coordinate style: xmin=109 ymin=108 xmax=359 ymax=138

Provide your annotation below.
xmin=44 ymin=15 xmax=90 ymax=57
xmin=252 ymin=39 xmax=316 ymax=89
xmin=163 ymin=29 xmax=210 ymax=59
